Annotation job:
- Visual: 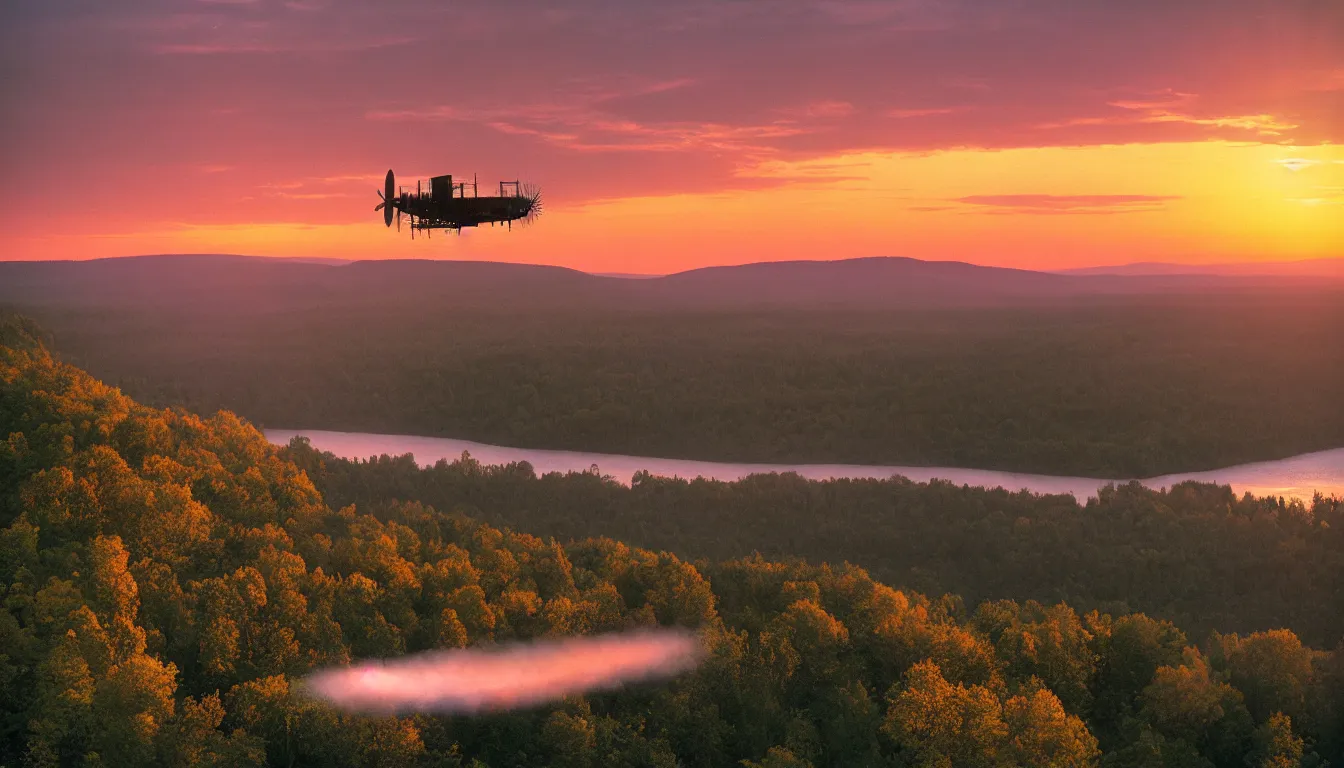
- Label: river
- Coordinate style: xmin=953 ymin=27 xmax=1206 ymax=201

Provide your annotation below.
xmin=264 ymin=429 xmax=1344 ymax=502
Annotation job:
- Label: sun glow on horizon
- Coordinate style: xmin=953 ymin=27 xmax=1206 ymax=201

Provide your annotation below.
xmin=10 ymin=140 xmax=1338 ymax=273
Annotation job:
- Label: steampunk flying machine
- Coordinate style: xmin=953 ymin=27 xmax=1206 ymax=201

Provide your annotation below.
xmin=374 ymin=169 xmax=542 ymax=238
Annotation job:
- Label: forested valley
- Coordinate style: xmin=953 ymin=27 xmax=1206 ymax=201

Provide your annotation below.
xmin=285 ymin=441 xmax=1344 ymax=650
xmin=3 ymin=315 xmax=1343 ymax=767
xmin=17 ymin=286 xmax=1344 ymax=479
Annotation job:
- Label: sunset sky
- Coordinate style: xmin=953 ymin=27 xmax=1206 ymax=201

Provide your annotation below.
xmin=2 ymin=0 xmax=1341 ymax=273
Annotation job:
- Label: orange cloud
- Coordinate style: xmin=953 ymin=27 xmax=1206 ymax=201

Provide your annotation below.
xmin=1038 ymin=91 xmax=1299 ymax=137
xmin=953 ymin=194 xmax=1181 ymax=215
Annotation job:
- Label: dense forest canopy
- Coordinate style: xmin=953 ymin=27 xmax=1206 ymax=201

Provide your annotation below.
xmin=8 ymin=280 xmax=1343 ymax=478
xmin=285 ymin=441 xmax=1344 ymax=650
xmin=3 ymin=313 xmax=1343 ymax=766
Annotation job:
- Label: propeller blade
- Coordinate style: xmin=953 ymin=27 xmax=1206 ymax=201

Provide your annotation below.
xmin=375 ymin=202 xmax=385 ymax=212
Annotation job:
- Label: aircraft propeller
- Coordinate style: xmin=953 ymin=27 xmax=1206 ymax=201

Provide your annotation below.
xmin=374 ymin=169 xmax=396 ymax=227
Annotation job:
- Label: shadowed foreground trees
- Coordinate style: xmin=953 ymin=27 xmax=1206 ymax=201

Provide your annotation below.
xmin=3 ymin=318 xmax=1342 ymax=766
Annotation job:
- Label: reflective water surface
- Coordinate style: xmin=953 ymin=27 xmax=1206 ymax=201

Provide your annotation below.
xmin=265 ymin=429 xmax=1344 ymax=502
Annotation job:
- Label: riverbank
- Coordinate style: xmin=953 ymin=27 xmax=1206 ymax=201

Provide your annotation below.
xmin=266 ymin=428 xmax=1344 ymax=502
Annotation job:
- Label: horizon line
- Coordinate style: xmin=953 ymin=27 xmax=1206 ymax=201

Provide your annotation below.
xmin=1 ymin=252 xmax=1341 ymax=280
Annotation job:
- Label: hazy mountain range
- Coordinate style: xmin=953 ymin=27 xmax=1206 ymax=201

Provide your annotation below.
xmin=0 ymin=254 xmax=1338 ymax=313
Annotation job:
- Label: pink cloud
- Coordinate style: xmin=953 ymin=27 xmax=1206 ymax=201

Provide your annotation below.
xmin=268 ymin=192 xmax=354 ymax=200
xmin=152 ymin=35 xmax=416 ymax=54
xmin=792 ymin=100 xmax=855 ymax=118
xmin=887 ymin=107 xmax=961 ymax=118
xmin=1106 ymin=89 xmax=1197 ymax=111
xmin=1303 ymin=69 xmax=1344 ymax=92
xmin=367 ymin=83 xmax=817 ymax=156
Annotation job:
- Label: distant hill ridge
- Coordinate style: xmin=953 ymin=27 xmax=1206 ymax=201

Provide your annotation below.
xmin=0 ymin=253 xmax=1335 ymax=312
xmin=1055 ymin=257 xmax=1344 ymax=278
